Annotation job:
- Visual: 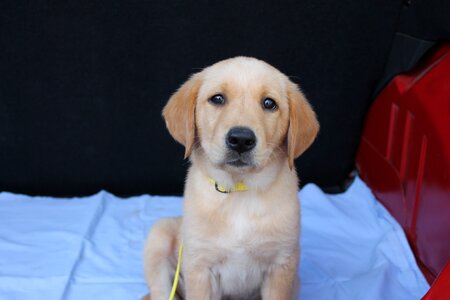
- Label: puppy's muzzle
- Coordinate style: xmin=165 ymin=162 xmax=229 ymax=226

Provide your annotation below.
xmin=226 ymin=127 xmax=257 ymax=154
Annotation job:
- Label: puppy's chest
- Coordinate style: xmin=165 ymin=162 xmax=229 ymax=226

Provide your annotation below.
xmin=227 ymin=208 xmax=259 ymax=240
xmin=212 ymin=245 xmax=266 ymax=297
xmin=210 ymin=210 xmax=284 ymax=293
xmin=188 ymin=192 xmax=298 ymax=296
xmin=211 ymin=199 xmax=290 ymax=259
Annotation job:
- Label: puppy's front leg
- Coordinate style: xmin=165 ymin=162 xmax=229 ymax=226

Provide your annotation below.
xmin=184 ymin=262 xmax=219 ymax=300
xmin=261 ymin=249 xmax=299 ymax=300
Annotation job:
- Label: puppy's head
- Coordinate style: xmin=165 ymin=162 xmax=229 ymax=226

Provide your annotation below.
xmin=163 ymin=57 xmax=319 ymax=171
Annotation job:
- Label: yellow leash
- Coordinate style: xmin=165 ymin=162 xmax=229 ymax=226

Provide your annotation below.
xmin=169 ymin=241 xmax=183 ymax=300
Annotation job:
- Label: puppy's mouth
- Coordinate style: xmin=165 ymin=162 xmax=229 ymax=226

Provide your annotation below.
xmin=227 ymin=159 xmax=250 ymax=167
xmin=223 ymin=152 xmax=255 ymax=168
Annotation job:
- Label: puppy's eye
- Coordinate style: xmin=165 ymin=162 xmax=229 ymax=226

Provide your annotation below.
xmin=262 ymin=98 xmax=277 ymax=111
xmin=209 ymin=94 xmax=226 ymax=106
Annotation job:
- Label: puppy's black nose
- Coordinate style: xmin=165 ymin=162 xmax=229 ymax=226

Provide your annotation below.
xmin=226 ymin=127 xmax=256 ymax=153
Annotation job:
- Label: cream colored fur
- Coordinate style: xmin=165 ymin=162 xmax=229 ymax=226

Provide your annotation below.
xmin=143 ymin=57 xmax=319 ymax=300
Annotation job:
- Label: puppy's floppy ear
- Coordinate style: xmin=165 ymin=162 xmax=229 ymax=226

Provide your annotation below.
xmin=163 ymin=73 xmax=202 ymax=159
xmin=287 ymin=81 xmax=320 ymax=169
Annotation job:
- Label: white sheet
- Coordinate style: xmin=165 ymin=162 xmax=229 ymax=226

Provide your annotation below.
xmin=0 ymin=177 xmax=428 ymax=299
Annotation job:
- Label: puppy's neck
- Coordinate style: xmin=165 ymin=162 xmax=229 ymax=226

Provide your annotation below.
xmin=190 ymin=149 xmax=290 ymax=192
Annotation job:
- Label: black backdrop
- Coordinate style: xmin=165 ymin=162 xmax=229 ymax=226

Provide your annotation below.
xmin=1 ymin=1 xmax=449 ymax=196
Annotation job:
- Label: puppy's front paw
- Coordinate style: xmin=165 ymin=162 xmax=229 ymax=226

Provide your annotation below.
xmin=141 ymin=294 xmax=150 ymax=300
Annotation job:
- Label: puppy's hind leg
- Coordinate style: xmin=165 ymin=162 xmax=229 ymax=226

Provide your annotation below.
xmin=143 ymin=217 xmax=182 ymax=300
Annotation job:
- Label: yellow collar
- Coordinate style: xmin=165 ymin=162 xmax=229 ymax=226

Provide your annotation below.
xmin=208 ymin=177 xmax=249 ymax=193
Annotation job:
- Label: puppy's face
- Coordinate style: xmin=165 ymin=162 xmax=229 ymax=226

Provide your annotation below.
xmin=163 ymin=57 xmax=319 ymax=171
xmin=195 ymin=59 xmax=289 ymax=171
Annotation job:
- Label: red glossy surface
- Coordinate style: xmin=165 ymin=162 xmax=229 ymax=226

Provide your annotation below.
xmin=356 ymin=43 xmax=450 ymax=284
xmin=421 ymin=261 xmax=450 ymax=300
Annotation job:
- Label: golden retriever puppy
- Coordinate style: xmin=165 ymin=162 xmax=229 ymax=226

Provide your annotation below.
xmin=143 ymin=57 xmax=319 ymax=300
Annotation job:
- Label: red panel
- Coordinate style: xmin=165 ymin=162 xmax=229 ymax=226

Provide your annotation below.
xmin=356 ymin=43 xmax=450 ymax=284
xmin=421 ymin=261 xmax=450 ymax=300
